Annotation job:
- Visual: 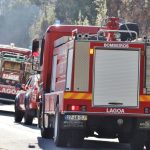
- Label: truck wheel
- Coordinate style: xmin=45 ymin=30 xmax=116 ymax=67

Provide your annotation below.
xmin=37 ymin=102 xmax=42 ymax=128
xmin=130 ymin=131 xmax=146 ymax=150
xmin=37 ymin=108 xmax=41 ymax=128
xmin=54 ymin=105 xmax=84 ymax=147
xmin=24 ymin=110 xmax=34 ymax=125
xmin=14 ymin=101 xmax=24 ymax=123
xmin=54 ymin=105 xmax=66 ymax=146
xmin=40 ymin=114 xmax=54 ymax=139
xmin=41 ymin=127 xmax=53 ymax=139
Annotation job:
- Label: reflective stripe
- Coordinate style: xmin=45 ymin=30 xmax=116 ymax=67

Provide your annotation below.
xmin=140 ymin=95 xmax=150 ymax=102
xmin=64 ymin=92 xmax=92 ymax=100
xmin=64 ymin=94 xmax=150 ymax=102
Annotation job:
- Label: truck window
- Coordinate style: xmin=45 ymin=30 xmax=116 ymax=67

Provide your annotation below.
xmin=3 ymin=61 xmax=21 ymax=71
xmin=66 ymin=49 xmax=73 ymax=91
xmin=51 ymin=55 xmax=57 ymax=92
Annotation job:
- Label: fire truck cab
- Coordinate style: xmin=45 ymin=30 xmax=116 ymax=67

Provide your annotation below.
xmin=0 ymin=44 xmax=32 ymax=103
xmin=33 ymin=18 xmax=150 ymax=149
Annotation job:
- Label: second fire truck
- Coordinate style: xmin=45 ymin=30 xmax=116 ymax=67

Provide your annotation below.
xmin=0 ymin=44 xmax=32 ymax=103
xmin=32 ymin=18 xmax=150 ymax=149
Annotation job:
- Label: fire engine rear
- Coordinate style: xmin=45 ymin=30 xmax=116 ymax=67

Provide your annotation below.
xmin=33 ymin=18 xmax=150 ymax=149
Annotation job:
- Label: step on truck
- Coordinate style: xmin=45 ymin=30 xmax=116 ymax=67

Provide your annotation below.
xmin=0 ymin=44 xmax=32 ymax=103
xmin=32 ymin=18 xmax=150 ymax=149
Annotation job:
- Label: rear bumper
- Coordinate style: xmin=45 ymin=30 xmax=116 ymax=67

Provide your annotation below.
xmin=61 ymin=113 xmax=150 ymax=131
xmin=62 ymin=110 xmax=150 ymax=117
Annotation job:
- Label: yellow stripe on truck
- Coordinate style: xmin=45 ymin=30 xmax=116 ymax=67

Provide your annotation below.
xmin=64 ymin=94 xmax=150 ymax=102
xmin=64 ymin=92 xmax=92 ymax=100
xmin=140 ymin=95 xmax=150 ymax=102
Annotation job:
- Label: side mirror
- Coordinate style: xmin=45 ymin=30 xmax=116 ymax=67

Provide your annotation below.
xmin=32 ymin=39 xmax=39 ymax=56
xmin=32 ymin=39 xmax=40 ymax=72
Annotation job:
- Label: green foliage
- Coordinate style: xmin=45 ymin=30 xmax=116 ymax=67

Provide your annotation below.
xmin=75 ymin=11 xmax=89 ymax=25
xmin=0 ymin=0 xmax=39 ymax=48
xmin=94 ymin=0 xmax=107 ymax=26
xmin=29 ymin=0 xmax=56 ymax=6
xmin=55 ymin=0 xmax=98 ymax=25
xmin=55 ymin=0 xmax=78 ymax=24
xmin=0 ymin=0 xmax=149 ymax=48
xmin=29 ymin=4 xmax=55 ymax=39
xmin=0 ymin=0 xmax=108 ymax=48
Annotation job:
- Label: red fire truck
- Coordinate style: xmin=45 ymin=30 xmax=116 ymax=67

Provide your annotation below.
xmin=0 ymin=44 xmax=32 ymax=103
xmin=32 ymin=18 xmax=150 ymax=149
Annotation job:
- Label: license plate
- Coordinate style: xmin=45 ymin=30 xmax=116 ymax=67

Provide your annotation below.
xmin=138 ymin=119 xmax=150 ymax=129
xmin=65 ymin=115 xmax=87 ymax=121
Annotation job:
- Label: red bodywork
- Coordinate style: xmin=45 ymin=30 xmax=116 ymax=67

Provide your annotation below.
xmin=41 ymin=23 xmax=150 ymax=118
xmin=42 ymin=25 xmax=100 ymax=92
xmin=37 ymin=18 xmax=150 ymax=148
xmin=17 ymin=74 xmax=40 ymax=111
xmin=0 ymin=45 xmax=32 ymax=102
xmin=44 ymin=41 xmax=149 ymax=116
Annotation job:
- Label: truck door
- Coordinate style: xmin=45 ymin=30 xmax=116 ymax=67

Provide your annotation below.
xmin=51 ymin=55 xmax=57 ymax=92
xmin=93 ymin=49 xmax=140 ymax=107
xmin=66 ymin=49 xmax=73 ymax=91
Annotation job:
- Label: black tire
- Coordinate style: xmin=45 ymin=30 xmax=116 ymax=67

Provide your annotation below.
xmin=37 ymin=102 xmax=42 ymax=128
xmin=37 ymin=108 xmax=41 ymax=128
xmin=24 ymin=95 xmax=35 ymax=125
xmin=40 ymin=116 xmax=54 ymax=139
xmin=39 ymin=93 xmax=54 ymax=139
xmin=130 ymin=131 xmax=146 ymax=150
xmin=24 ymin=110 xmax=34 ymax=125
xmin=14 ymin=101 xmax=24 ymax=123
xmin=54 ymin=105 xmax=66 ymax=146
xmin=41 ymin=126 xmax=53 ymax=139
xmin=54 ymin=105 xmax=84 ymax=147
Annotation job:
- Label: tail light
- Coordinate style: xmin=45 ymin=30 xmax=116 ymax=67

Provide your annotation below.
xmin=67 ymin=105 xmax=86 ymax=112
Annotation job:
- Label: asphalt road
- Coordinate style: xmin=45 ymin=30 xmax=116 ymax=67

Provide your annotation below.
xmin=0 ymin=103 xmax=131 ymax=150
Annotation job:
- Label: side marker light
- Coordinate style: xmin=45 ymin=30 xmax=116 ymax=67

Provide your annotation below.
xmin=90 ymin=49 xmax=94 ymax=55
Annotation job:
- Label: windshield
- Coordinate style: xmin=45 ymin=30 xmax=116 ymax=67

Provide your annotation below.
xmin=3 ymin=61 xmax=21 ymax=71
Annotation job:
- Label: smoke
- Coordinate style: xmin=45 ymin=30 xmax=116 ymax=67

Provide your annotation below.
xmin=0 ymin=1 xmax=39 ymax=48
